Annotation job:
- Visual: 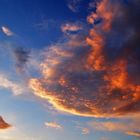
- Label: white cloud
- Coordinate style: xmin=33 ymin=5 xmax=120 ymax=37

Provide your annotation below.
xmin=45 ymin=122 xmax=62 ymax=129
xmin=0 ymin=74 xmax=24 ymax=95
xmin=1 ymin=26 xmax=14 ymax=36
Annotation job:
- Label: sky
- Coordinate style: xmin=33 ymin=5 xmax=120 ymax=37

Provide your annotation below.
xmin=0 ymin=0 xmax=140 ymax=140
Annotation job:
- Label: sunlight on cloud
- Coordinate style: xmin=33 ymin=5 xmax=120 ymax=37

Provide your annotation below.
xmin=126 ymin=131 xmax=140 ymax=137
xmin=29 ymin=0 xmax=140 ymax=118
xmin=0 ymin=0 xmax=139 ymax=140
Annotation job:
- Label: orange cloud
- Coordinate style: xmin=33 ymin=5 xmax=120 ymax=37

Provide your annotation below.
xmin=0 ymin=116 xmax=11 ymax=130
xmin=87 ymin=0 xmax=120 ymax=31
xmin=45 ymin=122 xmax=62 ymax=129
xmin=126 ymin=131 xmax=140 ymax=137
xmin=29 ymin=0 xmax=140 ymax=118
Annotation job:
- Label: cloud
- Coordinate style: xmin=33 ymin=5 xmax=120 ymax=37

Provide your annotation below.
xmin=29 ymin=0 xmax=140 ymax=118
xmin=88 ymin=1 xmax=96 ymax=9
xmin=1 ymin=26 xmax=14 ymax=36
xmin=126 ymin=131 xmax=140 ymax=137
xmin=0 ymin=74 xmax=24 ymax=95
xmin=100 ymin=137 xmax=110 ymax=140
xmin=0 ymin=39 xmax=31 ymax=73
xmin=82 ymin=128 xmax=90 ymax=135
xmin=13 ymin=47 xmax=30 ymax=72
xmin=0 ymin=116 xmax=11 ymax=130
xmin=61 ymin=23 xmax=82 ymax=33
xmin=88 ymin=118 xmax=140 ymax=137
xmin=67 ymin=0 xmax=83 ymax=12
xmin=45 ymin=122 xmax=62 ymax=129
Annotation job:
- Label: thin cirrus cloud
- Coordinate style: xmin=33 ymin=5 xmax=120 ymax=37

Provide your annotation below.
xmin=28 ymin=0 xmax=140 ymax=120
xmin=0 ymin=74 xmax=24 ymax=95
xmin=0 ymin=116 xmax=11 ymax=130
xmin=45 ymin=122 xmax=63 ymax=129
xmin=1 ymin=26 xmax=14 ymax=36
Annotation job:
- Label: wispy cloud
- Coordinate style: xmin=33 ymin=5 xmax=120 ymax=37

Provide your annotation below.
xmin=1 ymin=26 xmax=14 ymax=36
xmin=126 ymin=131 xmax=140 ymax=137
xmin=88 ymin=118 xmax=140 ymax=137
xmin=0 ymin=74 xmax=24 ymax=95
xmin=0 ymin=116 xmax=12 ymax=130
xmin=67 ymin=0 xmax=83 ymax=12
xmin=61 ymin=23 xmax=82 ymax=33
xmin=45 ymin=122 xmax=63 ymax=129
xmin=100 ymin=137 xmax=110 ymax=140
xmin=82 ymin=128 xmax=90 ymax=135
